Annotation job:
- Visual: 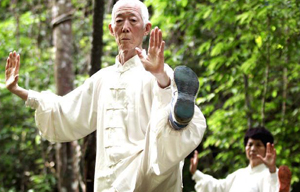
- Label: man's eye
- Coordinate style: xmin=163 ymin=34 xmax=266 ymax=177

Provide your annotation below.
xmin=116 ymin=20 xmax=123 ymax=23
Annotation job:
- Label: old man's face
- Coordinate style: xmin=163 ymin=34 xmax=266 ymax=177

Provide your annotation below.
xmin=109 ymin=2 xmax=149 ymax=52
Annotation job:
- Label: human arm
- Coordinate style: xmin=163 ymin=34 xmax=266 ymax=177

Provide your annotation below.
xmin=257 ymin=143 xmax=282 ymax=192
xmin=192 ymin=168 xmax=235 ymax=192
xmin=135 ymin=27 xmax=170 ymax=88
xmin=28 ymin=77 xmax=98 ymax=142
xmin=25 ymin=72 xmax=100 ymax=142
xmin=6 ymin=51 xmax=97 ymax=142
xmin=5 ymin=51 xmax=28 ymax=100
xmin=189 ymin=150 xmax=234 ymax=192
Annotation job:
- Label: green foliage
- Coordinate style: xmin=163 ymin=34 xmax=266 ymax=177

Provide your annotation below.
xmin=146 ymin=0 xmax=300 ymax=191
xmin=0 ymin=2 xmax=56 ymax=191
xmin=1 ymin=0 xmax=300 ymax=191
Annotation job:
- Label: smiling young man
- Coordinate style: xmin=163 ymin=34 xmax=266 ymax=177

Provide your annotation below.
xmin=5 ymin=0 xmax=206 ymax=191
xmin=190 ymin=127 xmax=291 ymax=192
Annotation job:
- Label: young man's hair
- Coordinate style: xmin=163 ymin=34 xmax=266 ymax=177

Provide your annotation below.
xmin=244 ymin=126 xmax=274 ymax=147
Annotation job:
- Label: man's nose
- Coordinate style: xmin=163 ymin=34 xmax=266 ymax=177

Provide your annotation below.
xmin=122 ymin=20 xmax=130 ymax=33
xmin=250 ymin=145 xmax=257 ymax=151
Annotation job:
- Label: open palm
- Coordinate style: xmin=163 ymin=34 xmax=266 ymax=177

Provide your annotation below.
xmin=5 ymin=51 xmax=20 ymax=91
xmin=136 ymin=26 xmax=165 ymax=75
xmin=257 ymin=143 xmax=277 ymax=173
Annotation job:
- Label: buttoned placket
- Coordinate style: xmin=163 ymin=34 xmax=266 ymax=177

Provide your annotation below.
xmin=104 ymin=68 xmax=129 ymax=169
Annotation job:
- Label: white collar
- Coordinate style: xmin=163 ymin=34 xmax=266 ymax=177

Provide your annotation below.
xmin=115 ymin=55 xmax=141 ymax=73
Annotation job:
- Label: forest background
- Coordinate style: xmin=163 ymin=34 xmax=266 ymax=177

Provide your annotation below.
xmin=0 ymin=0 xmax=299 ymax=191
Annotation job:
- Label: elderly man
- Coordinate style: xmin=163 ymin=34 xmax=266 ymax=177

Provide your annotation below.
xmin=5 ymin=0 xmax=206 ymax=191
xmin=190 ymin=127 xmax=292 ymax=192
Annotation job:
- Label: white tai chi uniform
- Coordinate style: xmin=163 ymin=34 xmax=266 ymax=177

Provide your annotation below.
xmin=192 ymin=164 xmax=279 ymax=192
xmin=26 ymin=55 xmax=207 ymax=192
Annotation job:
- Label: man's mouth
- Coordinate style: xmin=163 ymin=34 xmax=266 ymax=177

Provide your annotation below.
xmin=250 ymin=153 xmax=258 ymax=157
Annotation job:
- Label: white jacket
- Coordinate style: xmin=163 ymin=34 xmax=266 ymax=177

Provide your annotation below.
xmin=192 ymin=164 xmax=279 ymax=192
xmin=26 ymin=55 xmax=207 ymax=192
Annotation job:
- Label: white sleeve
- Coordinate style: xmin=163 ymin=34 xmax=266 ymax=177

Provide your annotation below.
xmin=192 ymin=170 xmax=236 ymax=192
xmin=259 ymin=170 xmax=279 ymax=192
xmin=25 ymin=76 xmax=98 ymax=142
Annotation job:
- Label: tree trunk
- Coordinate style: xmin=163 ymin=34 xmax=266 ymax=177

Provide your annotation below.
xmin=51 ymin=0 xmax=82 ymax=191
xmin=83 ymin=0 xmax=105 ymax=191
xmin=89 ymin=0 xmax=104 ymax=76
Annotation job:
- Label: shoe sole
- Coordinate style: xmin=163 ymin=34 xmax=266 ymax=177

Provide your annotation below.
xmin=278 ymin=165 xmax=292 ymax=192
xmin=174 ymin=66 xmax=199 ymax=124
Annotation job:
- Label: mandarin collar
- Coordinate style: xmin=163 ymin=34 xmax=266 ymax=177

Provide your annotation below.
xmin=115 ymin=55 xmax=142 ymax=73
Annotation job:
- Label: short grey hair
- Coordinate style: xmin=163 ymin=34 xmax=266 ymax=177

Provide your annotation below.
xmin=111 ymin=0 xmax=150 ymax=27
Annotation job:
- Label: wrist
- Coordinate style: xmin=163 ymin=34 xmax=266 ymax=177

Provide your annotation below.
xmin=269 ymin=166 xmax=276 ymax=173
xmin=8 ymin=84 xmax=19 ymax=93
xmin=10 ymin=85 xmax=29 ymax=101
xmin=155 ymin=71 xmax=170 ymax=88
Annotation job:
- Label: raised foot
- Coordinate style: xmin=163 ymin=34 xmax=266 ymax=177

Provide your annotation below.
xmin=171 ymin=66 xmax=199 ymax=129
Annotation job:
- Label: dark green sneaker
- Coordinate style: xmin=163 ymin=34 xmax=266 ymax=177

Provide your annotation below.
xmin=169 ymin=66 xmax=199 ymax=130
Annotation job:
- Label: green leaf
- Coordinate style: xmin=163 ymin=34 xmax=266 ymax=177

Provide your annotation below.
xmin=210 ymin=42 xmax=224 ymax=56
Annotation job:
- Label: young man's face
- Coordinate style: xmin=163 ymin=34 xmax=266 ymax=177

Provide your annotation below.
xmin=245 ymin=138 xmax=266 ymax=167
xmin=109 ymin=2 xmax=150 ymax=52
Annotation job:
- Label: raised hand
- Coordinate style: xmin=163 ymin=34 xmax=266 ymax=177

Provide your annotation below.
xmin=136 ymin=26 xmax=165 ymax=74
xmin=190 ymin=150 xmax=199 ymax=175
xmin=135 ymin=27 xmax=169 ymax=88
xmin=257 ymin=143 xmax=277 ymax=173
xmin=5 ymin=51 xmax=28 ymax=101
xmin=5 ymin=51 xmax=20 ymax=92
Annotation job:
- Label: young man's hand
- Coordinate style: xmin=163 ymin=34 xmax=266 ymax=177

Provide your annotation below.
xmin=190 ymin=150 xmax=199 ymax=175
xmin=257 ymin=143 xmax=277 ymax=173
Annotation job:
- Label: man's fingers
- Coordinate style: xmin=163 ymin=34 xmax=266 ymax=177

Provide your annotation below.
xmin=6 ymin=57 xmax=10 ymax=69
xmin=148 ymin=27 xmax=163 ymax=50
xmin=135 ymin=47 xmax=143 ymax=59
xmin=158 ymin=29 xmax=162 ymax=45
xmin=271 ymin=144 xmax=275 ymax=153
xmin=159 ymin=41 xmax=165 ymax=55
xmin=190 ymin=157 xmax=193 ymax=165
xmin=265 ymin=143 xmax=269 ymax=154
xmin=193 ymin=150 xmax=199 ymax=164
xmin=9 ymin=53 xmax=13 ymax=67
xmin=256 ymin=154 xmax=264 ymax=162
xmin=155 ymin=27 xmax=159 ymax=47
xmin=16 ymin=54 xmax=20 ymax=74
xmin=194 ymin=150 xmax=198 ymax=156
xmin=149 ymin=29 xmax=155 ymax=48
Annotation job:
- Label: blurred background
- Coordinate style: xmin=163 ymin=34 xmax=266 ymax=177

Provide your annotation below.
xmin=0 ymin=0 xmax=299 ymax=191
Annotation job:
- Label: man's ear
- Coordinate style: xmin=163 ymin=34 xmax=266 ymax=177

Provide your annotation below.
xmin=109 ymin=24 xmax=114 ymax=36
xmin=144 ymin=23 xmax=152 ymax=36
